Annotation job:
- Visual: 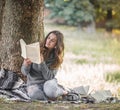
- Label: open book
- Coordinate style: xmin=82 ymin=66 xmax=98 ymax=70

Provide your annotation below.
xmin=90 ymin=90 xmax=113 ymax=103
xmin=72 ymin=85 xmax=90 ymax=96
xmin=20 ymin=39 xmax=41 ymax=64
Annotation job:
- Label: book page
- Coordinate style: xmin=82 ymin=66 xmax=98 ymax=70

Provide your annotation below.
xmin=91 ymin=90 xmax=112 ymax=102
xmin=26 ymin=42 xmax=41 ymax=64
xmin=20 ymin=39 xmax=41 ymax=64
xmin=20 ymin=39 xmax=27 ymax=58
xmin=73 ymin=86 xmax=88 ymax=95
xmin=91 ymin=91 xmax=104 ymax=102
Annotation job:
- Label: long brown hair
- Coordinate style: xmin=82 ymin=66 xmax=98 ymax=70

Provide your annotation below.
xmin=40 ymin=30 xmax=64 ymax=69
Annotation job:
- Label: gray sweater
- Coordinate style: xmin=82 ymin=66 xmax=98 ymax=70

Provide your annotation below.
xmin=21 ymin=53 xmax=58 ymax=86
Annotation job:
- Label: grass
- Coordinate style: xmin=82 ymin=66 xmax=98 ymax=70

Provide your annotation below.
xmin=64 ymin=31 xmax=120 ymax=64
xmin=105 ymin=71 xmax=120 ymax=83
xmin=0 ymin=101 xmax=120 ymax=110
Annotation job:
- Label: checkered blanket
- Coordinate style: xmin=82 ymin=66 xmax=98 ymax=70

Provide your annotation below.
xmin=0 ymin=68 xmax=30 ymax=102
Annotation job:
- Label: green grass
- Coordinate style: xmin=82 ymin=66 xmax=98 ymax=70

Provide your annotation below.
xmin=64 ymin=29 xmax=120 ymax=64
xmin=74 ymin=59 xmax=89 ymax=64
xmin=105 ymin=71 xmax=120 ymax=96
xmin=105 ymin=71 xmax=120 ymax=83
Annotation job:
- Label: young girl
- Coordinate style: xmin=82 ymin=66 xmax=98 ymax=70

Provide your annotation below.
xmin=21 ymin=30 xmax=68 ymax=100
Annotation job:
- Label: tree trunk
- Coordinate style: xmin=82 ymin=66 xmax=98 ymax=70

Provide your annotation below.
xmin=106 ymin=8 xmax=113 ymax=32
xmin=0 ymin=0 xmax=44 ymax=74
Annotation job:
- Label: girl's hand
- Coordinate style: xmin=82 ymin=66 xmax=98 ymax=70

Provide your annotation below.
xmin=23 ymin=58 xmax=32 ymax=66
xmin=40 ymin=54 xmax=44 ymax=62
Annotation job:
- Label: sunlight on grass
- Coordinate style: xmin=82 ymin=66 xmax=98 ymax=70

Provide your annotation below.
xmin=63 ymin=29 xmax=120 ymax=64
xmin=113 ymin=29 xmax=120 ymax=35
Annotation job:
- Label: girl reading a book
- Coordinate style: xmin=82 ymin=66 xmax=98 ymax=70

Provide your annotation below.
xmin=21 ymin=30 xmax=68 ymax=100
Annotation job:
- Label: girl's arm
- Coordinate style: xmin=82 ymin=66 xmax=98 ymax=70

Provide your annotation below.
xmin=21 ymin=58 xmax=32 ymax=76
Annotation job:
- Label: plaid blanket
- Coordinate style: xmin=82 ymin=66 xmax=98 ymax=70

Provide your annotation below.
xmin=0 ymin=68 xmax=30 ymax=102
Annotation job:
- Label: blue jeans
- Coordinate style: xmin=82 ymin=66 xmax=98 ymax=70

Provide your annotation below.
xmin=27 ymin=79 xmax=64 ymax=100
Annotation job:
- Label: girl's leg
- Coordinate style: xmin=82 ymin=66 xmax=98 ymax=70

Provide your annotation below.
xmin=43 ymin=79 xmax=67 ymax=99
xmin=27 ymin=84 xmax=47 ymax=100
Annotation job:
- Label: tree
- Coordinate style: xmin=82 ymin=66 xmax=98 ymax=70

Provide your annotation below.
xmin=45 ymin=0 xmax=95 ymax=28
xmin=0 ymin=0 xmax=44 ymax=75
xmin=90 ymin=0 xmax=120 ymax=32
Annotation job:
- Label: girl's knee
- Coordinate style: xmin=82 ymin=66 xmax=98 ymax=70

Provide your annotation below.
xmin=43 ymin=79 xmax=58 ymax=98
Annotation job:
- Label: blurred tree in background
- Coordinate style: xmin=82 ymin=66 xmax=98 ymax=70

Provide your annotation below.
xmin=45 ymin=0 xmax=120 ymax=32
xmin=45 ymin=0 xmax=95 ymax=28
xmin=91 ymin=0 xmax=120 ymax=32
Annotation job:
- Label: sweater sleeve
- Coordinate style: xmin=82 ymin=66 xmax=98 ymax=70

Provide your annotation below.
xmin=21 ymin=64 xmax=31 ymax=76
xmin=40 ymin=62 xmax=58 ymax=80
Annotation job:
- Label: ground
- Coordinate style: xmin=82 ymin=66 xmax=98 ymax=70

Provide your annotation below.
xmin=0 ymin=101 xmax=120 ymax=110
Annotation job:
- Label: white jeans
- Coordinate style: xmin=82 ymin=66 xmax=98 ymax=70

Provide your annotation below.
xmin=27 ymin=79 xmax=64 ymax=100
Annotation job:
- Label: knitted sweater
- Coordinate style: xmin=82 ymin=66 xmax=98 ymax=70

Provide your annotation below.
xmin=21 ymin=52 xmax=58 ymax=86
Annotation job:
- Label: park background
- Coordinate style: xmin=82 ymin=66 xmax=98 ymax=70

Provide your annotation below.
xmin=0 ymin=0 xmax=120 ymax=110
xmin=44 ymin=0 xmax=120 ymax=98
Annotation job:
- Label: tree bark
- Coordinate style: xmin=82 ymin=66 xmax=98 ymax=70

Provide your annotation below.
xmin=0 ymin=0 xmax=44 ymax=74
